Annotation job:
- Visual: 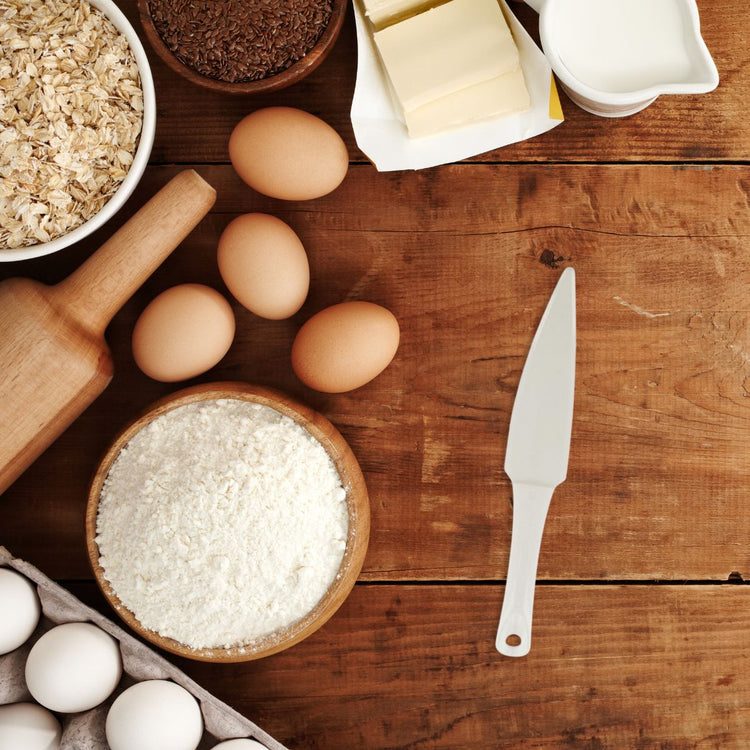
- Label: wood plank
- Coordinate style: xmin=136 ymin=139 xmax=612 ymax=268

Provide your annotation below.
xmin=2 ymin=164 xmax=748 ymax=582
xmin=113 ymin=0 xmax=750 ymax=164
xmin=4 ymin=4 xmax=748 ymax=749
xmin=63 ymin=581 xmax=750 ymax=750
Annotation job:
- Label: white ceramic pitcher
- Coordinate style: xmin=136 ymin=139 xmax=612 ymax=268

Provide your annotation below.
xmin=523 ymin=0 xmax=719 ymax=116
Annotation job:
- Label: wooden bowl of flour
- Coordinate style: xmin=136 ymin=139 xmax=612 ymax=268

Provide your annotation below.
xmin=85 ymin=382 xmax=370 ymax=662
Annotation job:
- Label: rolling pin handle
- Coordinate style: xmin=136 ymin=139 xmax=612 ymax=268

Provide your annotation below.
xmin=51 ymin=170 xmax=216 ymax=336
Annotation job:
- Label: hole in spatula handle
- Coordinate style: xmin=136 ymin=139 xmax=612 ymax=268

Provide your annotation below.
xmin=505 ymin=634 xmax=522 ymax=648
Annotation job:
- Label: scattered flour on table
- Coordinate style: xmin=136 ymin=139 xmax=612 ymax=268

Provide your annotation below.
xmin=95 ymin=398 xmax=349 ymax=650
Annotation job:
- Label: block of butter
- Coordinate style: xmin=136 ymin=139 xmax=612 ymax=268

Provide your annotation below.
xmin=350 ymin=0 xmax=564 ymax=170
xmin=372 ymin=0 xmax=530 ymax=137
xmin=361 ymin=0 xmax=440 ymax=29
xmin=406 ymin=67 xmax=530 ymax=138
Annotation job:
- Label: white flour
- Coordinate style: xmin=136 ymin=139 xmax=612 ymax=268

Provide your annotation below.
xmin=95 ymin=398 xmax=349 ymax=650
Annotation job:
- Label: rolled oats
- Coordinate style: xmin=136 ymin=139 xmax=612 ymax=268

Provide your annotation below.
xmin=0 ymin=0 xmax=144 ymax=249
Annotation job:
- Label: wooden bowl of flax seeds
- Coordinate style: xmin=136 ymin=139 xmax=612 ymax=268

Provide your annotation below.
xmin=137 ymin=0 xmax=348 ymax=94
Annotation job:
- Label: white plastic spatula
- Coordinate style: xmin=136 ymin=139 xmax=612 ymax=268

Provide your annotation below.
xmin=496 ymin=267 xmax=576 ymax=657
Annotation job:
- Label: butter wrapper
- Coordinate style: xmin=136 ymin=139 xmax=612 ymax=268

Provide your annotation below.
xmin=350 ymin=0 xmax=564 ymax=171
xmin=0 ymin=547 xmax=288 ymax=750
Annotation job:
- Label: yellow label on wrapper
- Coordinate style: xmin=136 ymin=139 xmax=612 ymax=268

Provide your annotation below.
xmin=549 ymin=74 xmax=564 ymax=121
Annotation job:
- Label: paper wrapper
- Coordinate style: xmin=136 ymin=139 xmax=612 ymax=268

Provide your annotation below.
xmin=350 ymin=0 xmax=564 ymax=171
xmin=0 ymin=547 xmax=288 ymax=750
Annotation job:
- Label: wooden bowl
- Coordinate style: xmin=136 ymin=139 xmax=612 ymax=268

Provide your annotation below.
xmin=136 ymin=0 xmax=348 ymax=95
xmin=85 ymin=382 xmax=370 ymax=662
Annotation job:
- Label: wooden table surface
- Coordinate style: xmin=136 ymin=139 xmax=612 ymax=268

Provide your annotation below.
xmin=3 ymin=1 xmax=750 ymax=748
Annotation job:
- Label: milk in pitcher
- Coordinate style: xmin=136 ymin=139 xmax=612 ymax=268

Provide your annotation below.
xmin=552 ymin=0 xmax=697 ymax=93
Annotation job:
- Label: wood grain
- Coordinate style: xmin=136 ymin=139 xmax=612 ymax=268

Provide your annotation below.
xmin=2 ymin=164 xmax=748 ymax=583
xmin=111 ymin=0 xmax=750 ymax=164
xmin=147 ymin=583 xmax=750 ymax=750
xmin=2 ymin=2 xmax=749 ymax=748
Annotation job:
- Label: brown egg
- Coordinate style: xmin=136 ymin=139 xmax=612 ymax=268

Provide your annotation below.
xmin=217 ymin=213 xmax=309 ymax=320
xmin=291 ymin=301 xmax=400 ymax=393
xmin=132 ymin=284 xmax=235 ymax=382
xmin=228 ymin=107 xmax=349 ymax=201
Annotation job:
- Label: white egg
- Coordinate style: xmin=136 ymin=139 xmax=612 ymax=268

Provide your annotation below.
xmin=211 ymin=741 xmax=268 ymax=749
xmin=25 ymin=622 xmax=122 ymax=713
xmin=0 ymin=567 xmax=41 ymax=654
xmin=0 ymin=702 xmax=61 ymax=750
xmin=105 ymin=680 xmax=203 ymax=750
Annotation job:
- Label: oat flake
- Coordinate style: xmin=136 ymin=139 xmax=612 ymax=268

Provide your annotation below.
xmin=0 ymin=0 xmax=143 ymax=249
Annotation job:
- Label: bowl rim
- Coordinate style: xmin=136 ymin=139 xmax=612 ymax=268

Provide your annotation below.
xmin=85 ymin=381 xmax=371 ymax=663
xmin=136 ymin=0 xmax=348 ymax=95
xmin=0 ymin=0 xmax=156 ymax=263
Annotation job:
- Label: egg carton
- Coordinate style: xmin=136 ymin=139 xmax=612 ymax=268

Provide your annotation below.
xmin=0 ymin=547 xmax=288 ymax=750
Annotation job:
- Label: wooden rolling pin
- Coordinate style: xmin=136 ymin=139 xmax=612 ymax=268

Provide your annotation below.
xmin=0 ymin=169 xmax=216 ymax=495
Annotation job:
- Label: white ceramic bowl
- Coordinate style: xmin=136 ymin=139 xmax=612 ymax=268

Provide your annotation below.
xmin=0 ymin=0 xmax=156 ymax=263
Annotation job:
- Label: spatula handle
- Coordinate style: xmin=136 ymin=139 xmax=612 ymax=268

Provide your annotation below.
xmin=495 ymin=482 xmax=554 ymax=657
xmin=51 ymin=170 xmax=216 ymax=335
